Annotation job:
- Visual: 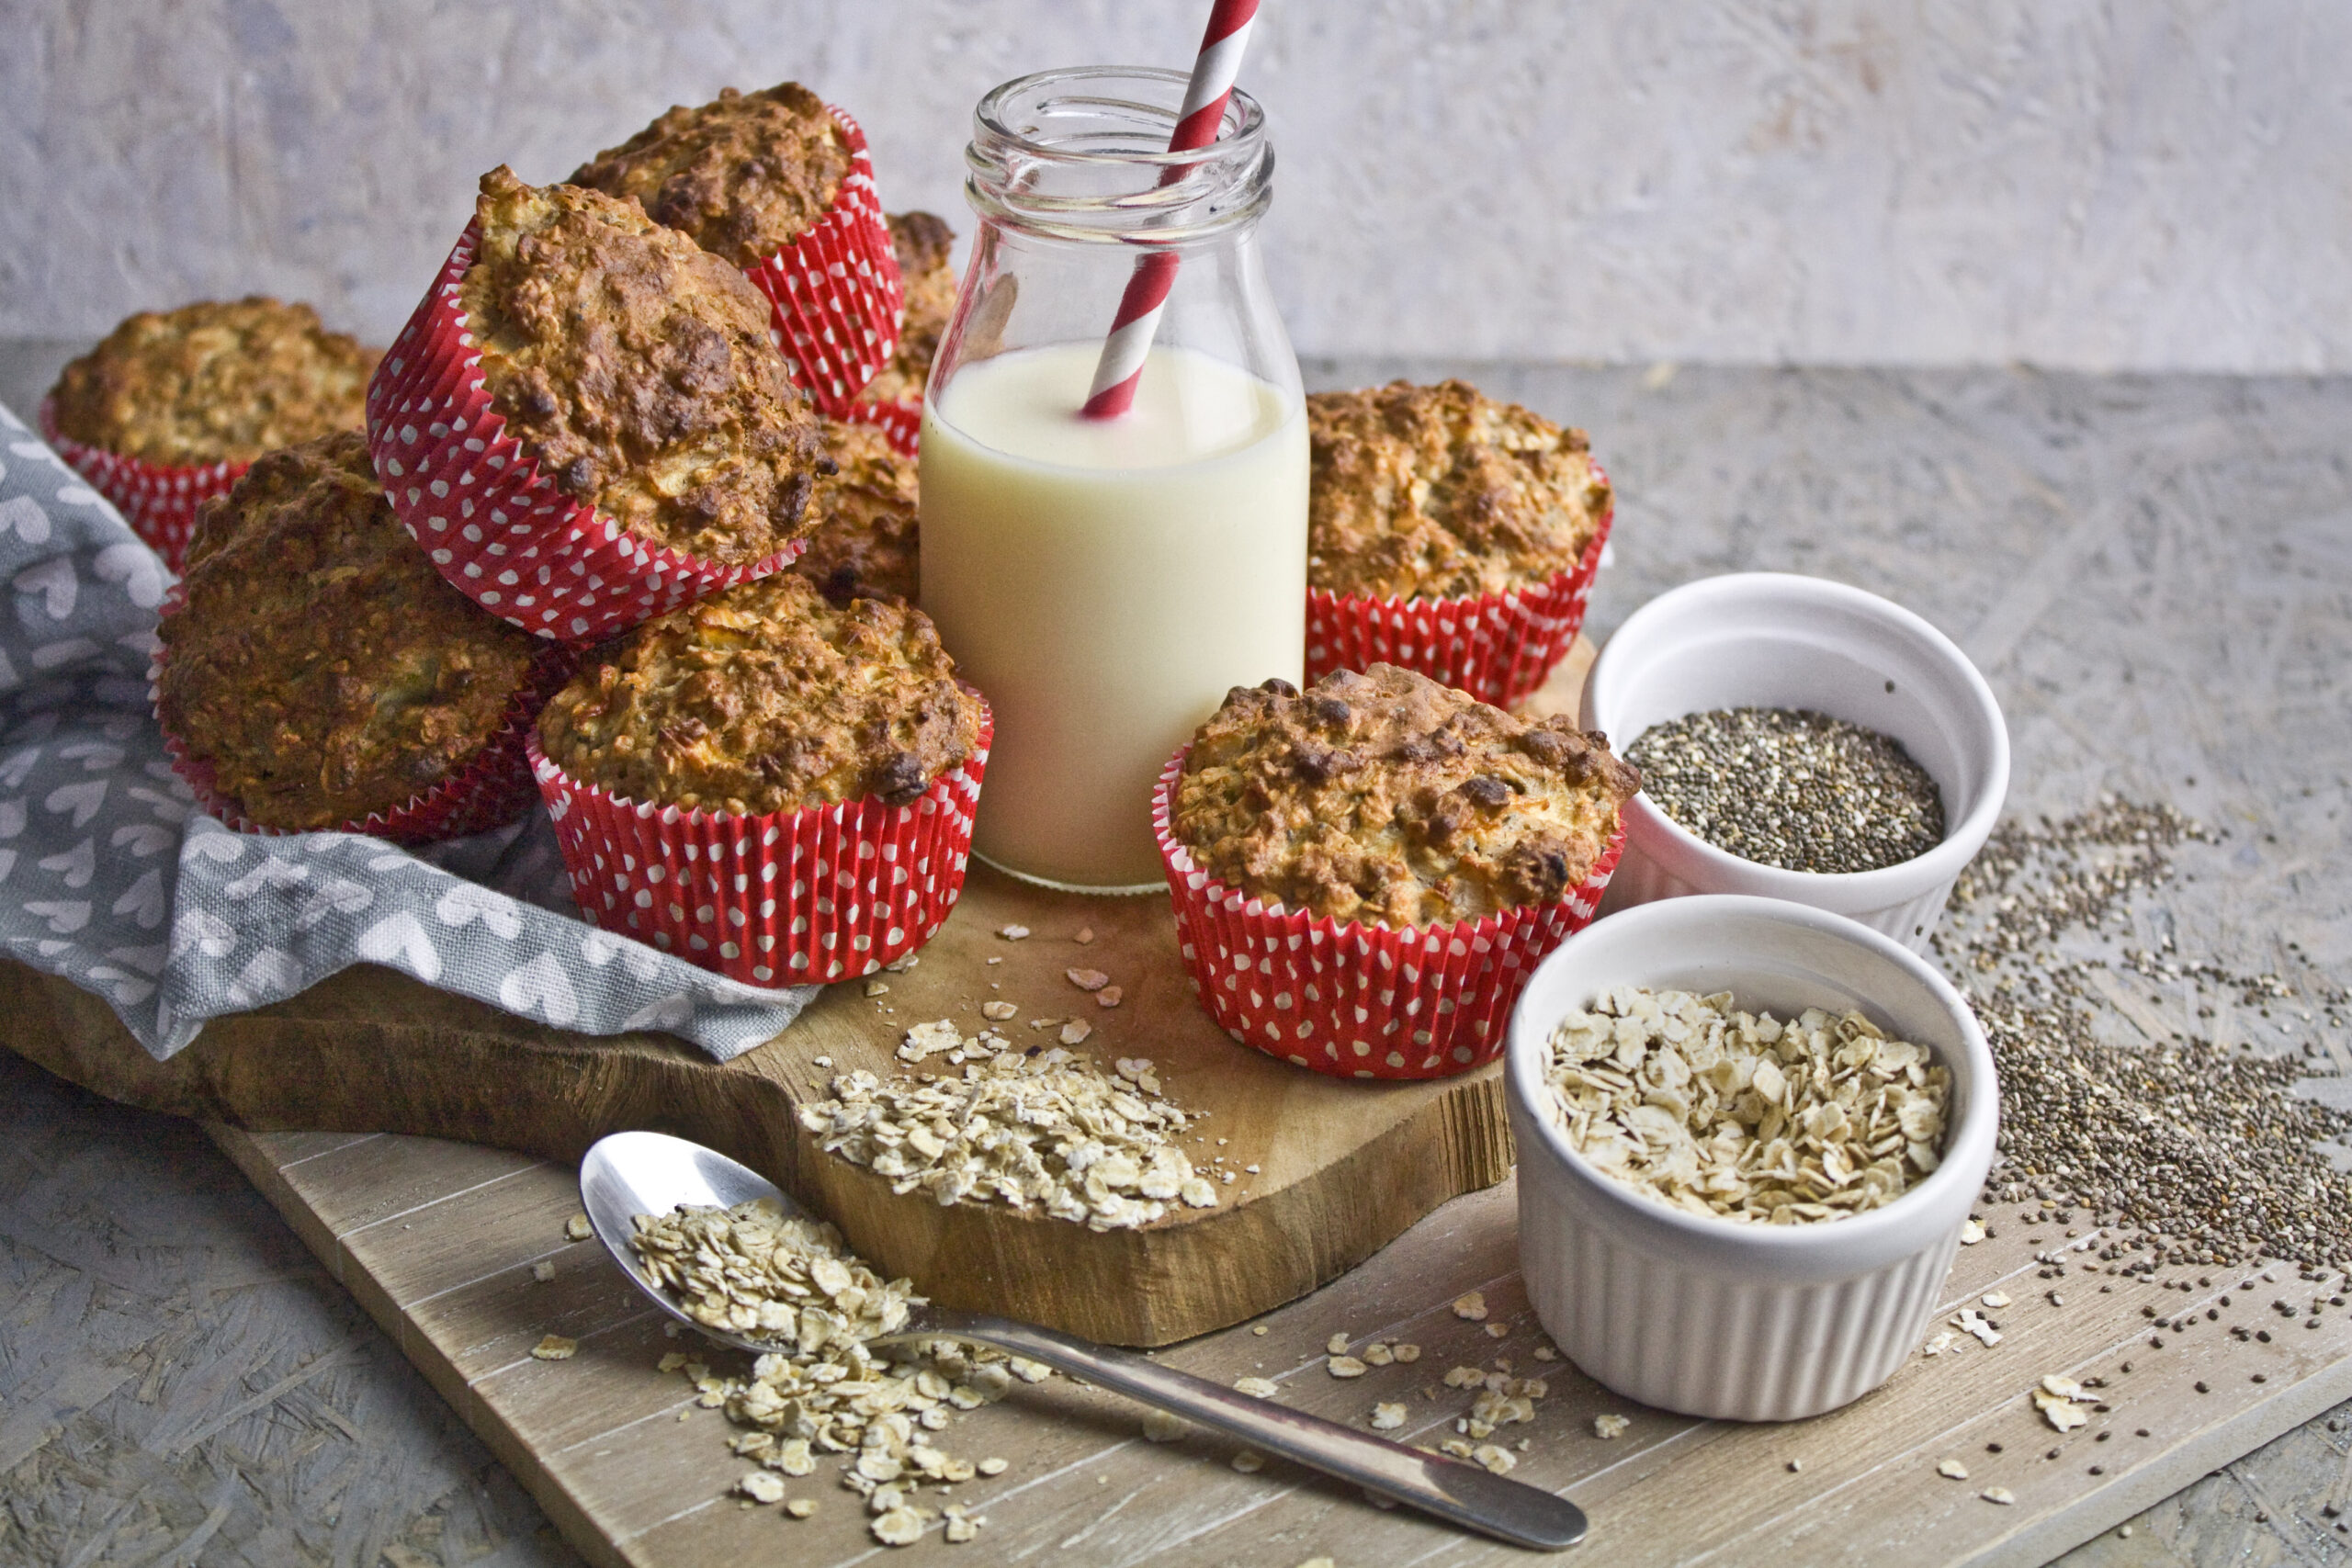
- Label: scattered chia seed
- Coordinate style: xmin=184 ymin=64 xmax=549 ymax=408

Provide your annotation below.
xmin=1935 ymin=796 xmax=2352 ymax=1270
xmin=1626 ymin=707 xmax=1944 ymax=874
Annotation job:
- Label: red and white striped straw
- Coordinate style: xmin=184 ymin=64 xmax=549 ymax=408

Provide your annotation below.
xmin=1080 ymin=0 xmax=1261 ymax=420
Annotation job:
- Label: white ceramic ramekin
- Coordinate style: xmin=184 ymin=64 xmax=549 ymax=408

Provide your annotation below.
xmin=1580 ymin=572 xmax=2008 ymax=952
xmin=1505 ymin=895 xmax=1998 ymax=1421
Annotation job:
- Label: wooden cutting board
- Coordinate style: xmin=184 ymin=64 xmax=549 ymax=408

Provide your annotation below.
xmin=0 ymin=644 xmax=1595 ymax=1347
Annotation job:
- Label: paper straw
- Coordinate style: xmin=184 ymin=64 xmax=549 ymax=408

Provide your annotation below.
xmin=1080 ymin=0 xmax=1261 ymax=420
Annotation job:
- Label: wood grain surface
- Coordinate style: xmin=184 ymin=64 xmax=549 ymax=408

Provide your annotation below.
xmin=199 ymin=1116 xmax=2352 ymax=1568
xmin=7 ymin=359 xmax=2350 ymax=1568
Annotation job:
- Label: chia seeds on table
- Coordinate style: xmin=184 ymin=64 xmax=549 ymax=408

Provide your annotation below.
xmin=1625 ymin=707 xmax=1945 ymax=874
xmin=1934 ymin=797 xmax=2352 ymax=1271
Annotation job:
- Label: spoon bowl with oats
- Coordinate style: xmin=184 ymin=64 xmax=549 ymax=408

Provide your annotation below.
xmin=581 ymin=1129 xmax=1589 ymax=1551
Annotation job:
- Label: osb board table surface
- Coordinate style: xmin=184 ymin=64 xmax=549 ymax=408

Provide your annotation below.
xmin=5 ymin=359 xmax=2349 ymax=1568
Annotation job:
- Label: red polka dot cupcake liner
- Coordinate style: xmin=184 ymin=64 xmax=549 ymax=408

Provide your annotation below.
xmin=1306 ymin=486 xmax=1612 ymax=710
xmin=527 ymin=698 xmax=991 ymax=987
xmin=838 ymin=395 xmax=922 ymax=457
xmin=151 ymin=587 xmax=576 ymax=845
xmin=1153 ymin=746 xmax=1623 ymax=1081
xmin=40 ymin=396 xmax=243 ymax=574
xmin=742 ymin=106 xmax=905 ymax=419
xmin=367 ymin=220 xmax=805 ymax=645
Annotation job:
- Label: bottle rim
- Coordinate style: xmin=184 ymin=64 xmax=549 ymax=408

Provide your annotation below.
xmin=966 ymin=65 xmax=1272 ymax=245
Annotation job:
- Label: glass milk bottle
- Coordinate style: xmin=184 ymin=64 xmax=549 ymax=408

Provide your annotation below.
xmin=921 ymin=66 xmax=1307 ymax=893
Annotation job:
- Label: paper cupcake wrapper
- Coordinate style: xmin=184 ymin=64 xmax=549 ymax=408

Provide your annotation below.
xmin=742 ymin=106 xmax=904 ymax=419
xmin=367 ymin=220 xmax=805 ymax=645
xmin=39 ymin=396 xmax=241 ymax=574
xmin=838 ymin=395 xmax=922 ymax=457
xmin=151 ymin=587 xmax=574 ymax=845
xmin=528 ymin=698 xmax=991 ymax=987
xmin=1306 ymin=481 xmax=1613 ymax=709
xmin=1153 ymin=746 xmax=1623 ymax=1081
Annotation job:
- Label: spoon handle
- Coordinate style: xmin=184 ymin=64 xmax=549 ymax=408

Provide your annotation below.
xmin=922 ymin=1311 xmax=1588 ymax=1551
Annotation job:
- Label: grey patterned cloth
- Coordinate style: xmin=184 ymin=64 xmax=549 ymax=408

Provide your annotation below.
xmin=0 ymin=401 xmax=815 ymax=1060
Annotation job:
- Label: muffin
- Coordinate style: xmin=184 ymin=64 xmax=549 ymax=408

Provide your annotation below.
xmin=155 ymin=432 xmax=552 ymax=839
xmin=538 ymin=571 xmax=978 ymax=813
xmin=530 ymin=573 xmax=992 ymax=983
xmin=1157 ymin=662 xmax=1637 ymax=1079
xmin=568 ymin=83 xmax=900 ymax=416
xmin=43 ymin=298 xmax=379 ymax=570
xmin=1303 ymin=380 xmax=1615 ymax=707
xmin=1308 ymin=380 xmax=1609 ymax=601
xmin=855 ymin=211 xmax=957 ymax=409
xmin=790 ymin=417 xmax=919 ymax=604
xmin=460 ymin=165 xmax=823 ymax=564
xmin=369 ymin=166 xmax=831 ymax=641
xmin=50 ymin=298 xmax=377 ymax=468
xmin=571 ymin=83 xmax=849 ymax=267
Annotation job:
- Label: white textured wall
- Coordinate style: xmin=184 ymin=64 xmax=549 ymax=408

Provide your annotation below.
xmin=4 ymin=0 xmax=2347 ymax=372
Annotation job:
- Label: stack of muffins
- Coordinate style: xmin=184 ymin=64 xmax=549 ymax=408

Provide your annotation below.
xmin=1151 ymin=378 xmax=1635 ymax=1078
xmin=58 ymin=80 xmax=983 ymax=985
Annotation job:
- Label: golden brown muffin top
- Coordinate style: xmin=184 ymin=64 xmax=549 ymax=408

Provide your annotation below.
xmin=48 ymin=298 xmax=378 ymax=468
xmin=157 ymin=432 xmax=544 ymax=830
xmin=569 ymin=83 xmax=850 ymax=270
xmin=460 ymin=166 xmax=824 ymax=564
xmin=790 ymin=418 xmax=918 ymax=604
xmin=857 ymin=211 xmax=957 ymax=407
xmin=537 ymin=571 xmax=981 ymax=815
xmin=1307 ymin=379 xmax=1611 ymax=601
xmin=1173 ymin=663 xmax=1640 ymax=928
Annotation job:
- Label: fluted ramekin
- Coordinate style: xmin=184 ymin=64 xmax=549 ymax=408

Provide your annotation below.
xmin=1504 ymin=894 xmax=1998 ymax=1421
xmin=1580 ymin=572 xmax=2007 ymax=952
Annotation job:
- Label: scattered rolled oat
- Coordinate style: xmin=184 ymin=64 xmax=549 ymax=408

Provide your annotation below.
xmin=1921 ymin=1330 xmax=1960 ymax=1357
xmin=1114 ymin=1057 xmax=1160 ymax=1094
xmin=1329 ymin=1356 xmax=1368 ymax=1379
xmin=871 ymin=1508 xmax=925 ymax=1546
xmin=565 ymin=1213 xmax=593 ymax=1242
xmin=1326 ymin=1332 xmax=1352 ymax=1356
xmin=739 ymin=1471 xmax=786 ymax=1503
xmin=1372 ymin=1403 xmax=1407 ymax=1430
xmin=1395 ymin=1343 xmax=1422 ymax=1363
xmin=531 ymin=1334 xmax=577 ymax=1360
xmin=865 ymin=979 xmax=890 ymax=998
xmin=1098 ymin=987 xmax=1124 ymax=1008
xmin=1527 ymin=1346 xmax=1551 ymax=1362
xmin=1068 ymin=968 xmax=1110 ymax=991
xmin=1362 ymin=1342 xmax=1394 ymax=1366
xmin=1953 ymin=1309 xmax=2002 ymax=1348
xmin=531 ymin=1260 xmax=557 ymax=1282
xmin=1142 ymin=1409 xmax=1191 ymax=1442
xmin=1981 ymin=1487 xmax=2016 ymax=1506
xmin=1961 ymin=1219 xmax=1986 ymax=1245
xmin=980 ymin=999 xmax=1019 ymax=1021
xmin=1059 ymin=1020 xmax=1093 ymax=1046
xmin=1484 ymin=1323 xmax=1510 ymax=1339
xmin=977 ymin=1457 xmax=1008 ymax=1476
xmin=2032 ymin=1379 xmax=2089 ymax=1432
xmin=1982 ymin=1292 xmax=2011 ymax=1308
xmin=998 ymin=924 xmax=1030 ymax=941
xmin=1232 ymin=1450 xmax=1265 ymax=1473
xmin=1074 ymin=927 xmax=1095 ymax=944
xmin=785 ymin=1497 xmax=816 ymax=1518
xmin=1938 ymin=1459 xmax=1970 ymax=1480
xmin=1544 ymin=987 xmax=1950 ymax=1224
xmin=1235 ymin=1376 xmax=1280 ymax=1399
xmin=944 ymin=1513 xmax=979 ymax=1544
xmin=1453 ymin=1291 xmax=1489 ymax=1321
xmin=1593 ymin=1414 xmax=1631 ymax=1439
xmin=802 ymin=1034 xmax=1217 ymax=1228
xmin=1473 ymin=1443 xmax=1517 ymax=1474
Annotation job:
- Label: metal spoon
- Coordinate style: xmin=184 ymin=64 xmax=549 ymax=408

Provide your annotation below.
xmin=580 ymin=1130 xmax=1589 ymax=1551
